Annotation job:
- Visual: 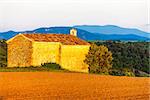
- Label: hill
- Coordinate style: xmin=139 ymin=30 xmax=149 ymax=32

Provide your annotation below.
xmin=0 ymin=26 xmax=150 ymax=41
xmin=0 ymin=27 xmax=98 ymax=40
xmin=74 ymin=25 xmax=150 ymax=38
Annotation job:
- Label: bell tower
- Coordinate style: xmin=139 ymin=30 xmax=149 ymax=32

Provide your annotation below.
xmin=70 ymin=28 xmax=77 ymax=37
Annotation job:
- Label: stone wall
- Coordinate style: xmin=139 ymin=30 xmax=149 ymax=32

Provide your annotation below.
xmin=7 ymin=35 xmax=32 ymax=67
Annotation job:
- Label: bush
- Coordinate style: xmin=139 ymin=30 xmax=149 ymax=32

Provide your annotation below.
xmin=123 ymin=68 xmax=135 ymax=77
xmin=84 ymin=44 xmax=113 ymax=74
xmin=109 ymin=68 xmax=135 ymax=77
xmin=109 ymin=68 xmax=124 ymax=76
xmin=41 ymin=63 xmax=61 ymax=70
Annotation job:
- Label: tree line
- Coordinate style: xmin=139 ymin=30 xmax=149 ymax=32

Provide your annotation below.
xmin=85 ymin=41 xmax=149 ymax=76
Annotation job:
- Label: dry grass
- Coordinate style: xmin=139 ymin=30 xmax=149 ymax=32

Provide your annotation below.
xmin=0 ymin=72 xmax=149 ymax=100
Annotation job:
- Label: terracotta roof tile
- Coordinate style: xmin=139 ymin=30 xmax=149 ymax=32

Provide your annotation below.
xmin=22 ymin=34 xmax=90 ymax=45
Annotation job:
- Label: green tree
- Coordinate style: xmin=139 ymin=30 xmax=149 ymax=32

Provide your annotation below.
xmin=84 ymin=44 xmax=113 ymax=74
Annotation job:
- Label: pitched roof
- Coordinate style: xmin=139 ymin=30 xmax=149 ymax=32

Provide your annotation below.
xmin=22 ymin=34 xmax=90 ymax=45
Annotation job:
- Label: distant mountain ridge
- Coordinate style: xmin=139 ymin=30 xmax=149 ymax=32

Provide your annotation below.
xmin=74 ymin=25 xmax=150 ymax=38
xmin=0 ymin=25 xmax=149 ymax=41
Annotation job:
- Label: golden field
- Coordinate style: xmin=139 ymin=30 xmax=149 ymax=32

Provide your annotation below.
xmin=0 ymin=72 xmax=149 ymax=100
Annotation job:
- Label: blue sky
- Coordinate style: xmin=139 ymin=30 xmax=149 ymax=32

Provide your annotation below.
xmin=0 ymin=0 xmax=149 ymax=32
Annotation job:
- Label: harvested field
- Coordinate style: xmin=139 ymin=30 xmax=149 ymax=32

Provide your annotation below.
xmin=0 ymin=72 xmax=149 ymax=100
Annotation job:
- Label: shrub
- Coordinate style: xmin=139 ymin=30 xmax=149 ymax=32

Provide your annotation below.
xmin=109 ymin=68 xmax=124 ymax=76
xmin=109 ymin=68 xmax=135 ymax=77
xmin=84 ymin=44 xmax=113 ymax=74
xmin=123 ymin=68 xmax=135 ymax=77
xmin=41 ymin=63 xmax=61 ymax=70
